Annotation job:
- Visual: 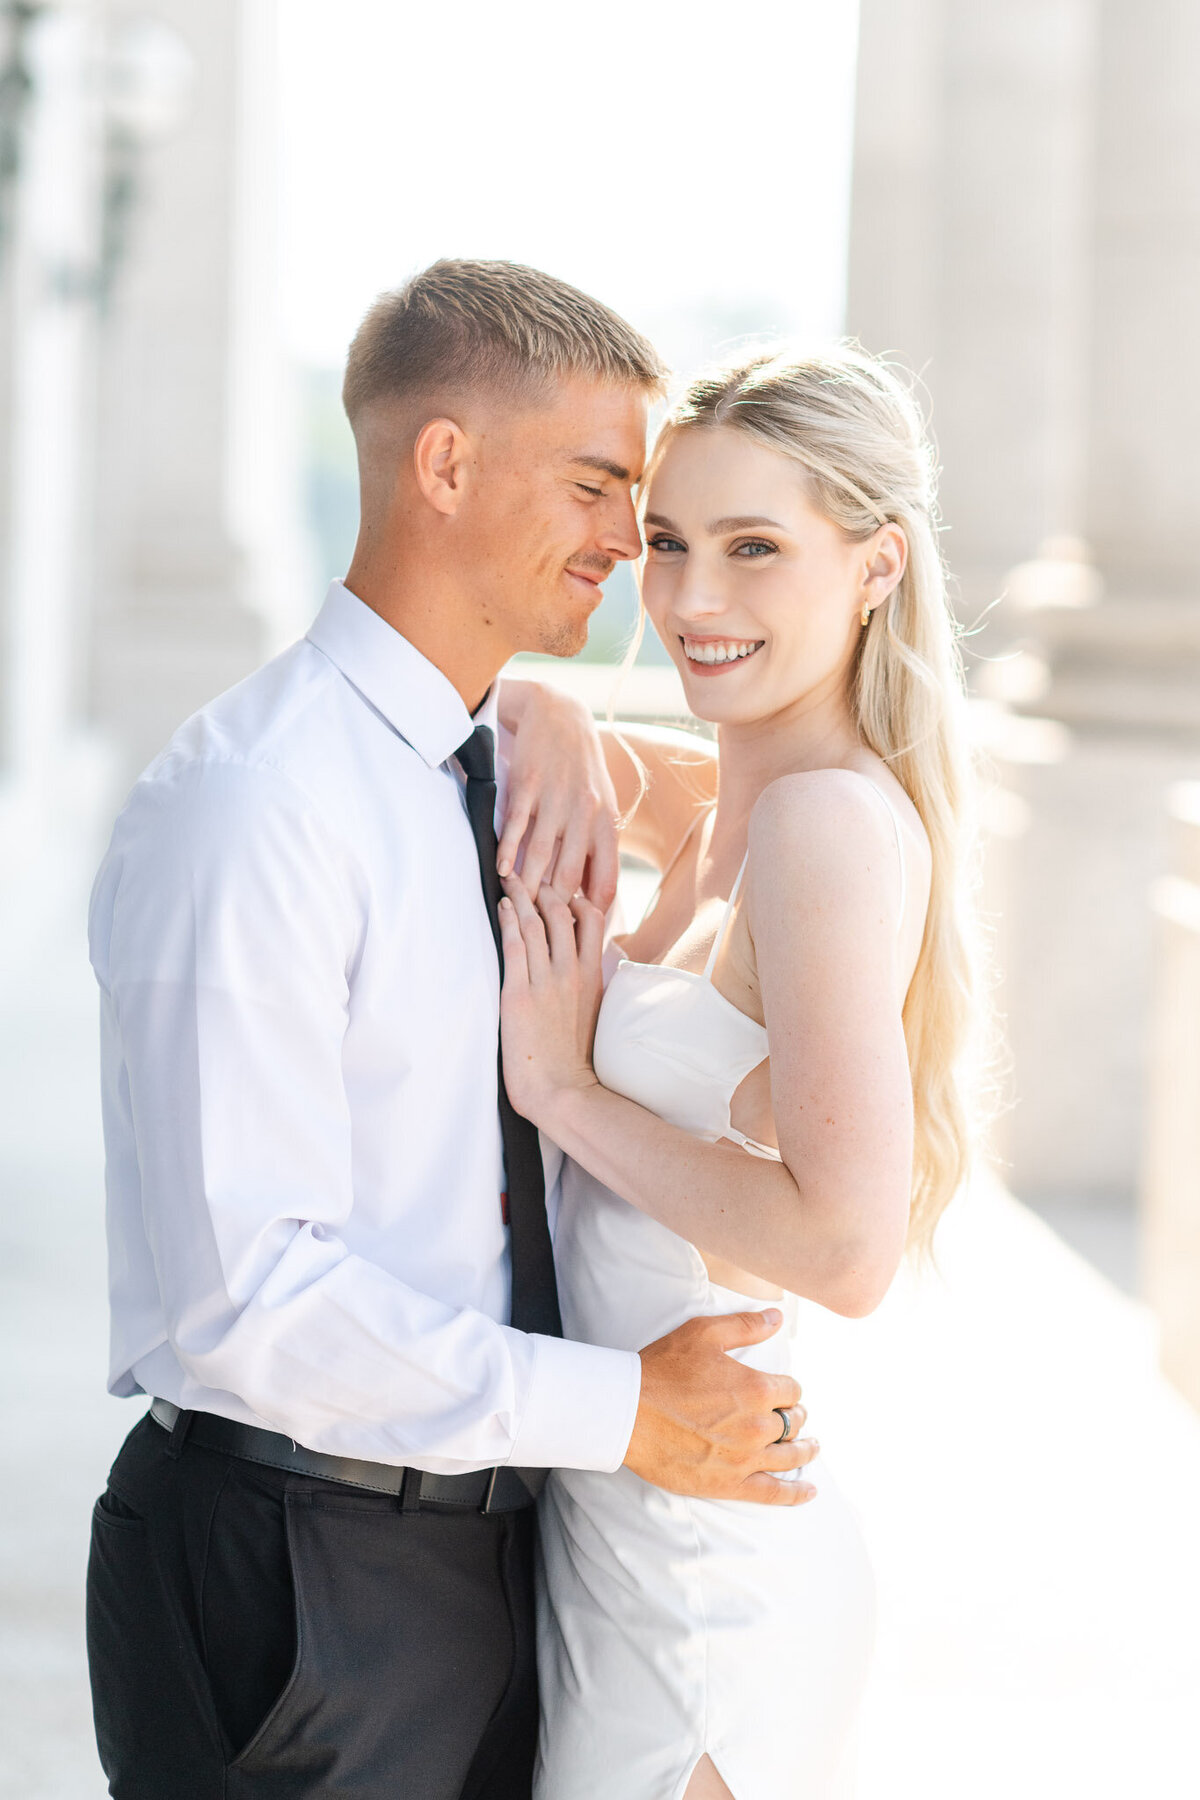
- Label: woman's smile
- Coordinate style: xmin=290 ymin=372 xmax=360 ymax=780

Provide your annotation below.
xmin=679 ymin=633 xmax=766 ymax=673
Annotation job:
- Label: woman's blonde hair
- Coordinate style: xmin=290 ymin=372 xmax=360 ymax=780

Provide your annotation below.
xmin=644 ymin=342 xmax=981 ymax=1250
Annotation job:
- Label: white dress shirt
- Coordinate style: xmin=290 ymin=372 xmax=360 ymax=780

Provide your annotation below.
xmin=88 ymin=579 xmax=642 ymax=1475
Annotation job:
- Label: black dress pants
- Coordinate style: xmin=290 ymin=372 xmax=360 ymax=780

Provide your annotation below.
xmin=86 ymin=1414 xmax=538 ymax=1799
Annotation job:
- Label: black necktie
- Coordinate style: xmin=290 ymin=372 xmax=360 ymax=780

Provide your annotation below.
xmin=455 ymin=724 xmax=563 ymax=1339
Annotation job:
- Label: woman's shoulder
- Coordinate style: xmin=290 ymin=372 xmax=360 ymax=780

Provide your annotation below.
xmin=748 ymin=762 xmax=913 ymax=839
xmin=746 ymin=763 xmax=930 ymax=923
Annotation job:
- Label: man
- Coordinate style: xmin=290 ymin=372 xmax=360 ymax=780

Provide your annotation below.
xmin=85 ymin=259 xmax=810 ymax=1799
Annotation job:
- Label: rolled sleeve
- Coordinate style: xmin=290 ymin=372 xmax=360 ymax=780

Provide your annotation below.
xmin=508 ymin=1335 xmax=642 ymax=1474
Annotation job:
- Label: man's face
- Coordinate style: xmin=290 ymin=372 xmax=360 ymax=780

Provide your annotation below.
xmin=460 ymin=376 xmax=649 ymax=659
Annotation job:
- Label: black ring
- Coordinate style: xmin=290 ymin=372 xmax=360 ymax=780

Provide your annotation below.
xmin=772 ymin=1407 xmax=792 ymax=1444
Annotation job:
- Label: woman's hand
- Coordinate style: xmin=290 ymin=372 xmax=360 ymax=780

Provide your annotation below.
xmin=498 ymin=875 xmax=605 ymax=1129
xmin=495 ymin=678 xmax=620 ymax=910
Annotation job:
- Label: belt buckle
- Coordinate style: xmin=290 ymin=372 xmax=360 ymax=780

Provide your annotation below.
xmin=479 ymin=1468 xmax=501 ymax=1515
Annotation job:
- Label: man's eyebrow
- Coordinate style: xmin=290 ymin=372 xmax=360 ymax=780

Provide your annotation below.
xmin=643 ymin=512 xmax=789 ymax=534
xmin=567 ymin=454 xmax=633 ymax=482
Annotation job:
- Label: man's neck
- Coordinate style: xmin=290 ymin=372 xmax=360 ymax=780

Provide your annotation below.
xmin=343 ymin=553 xmax=506 ymax=714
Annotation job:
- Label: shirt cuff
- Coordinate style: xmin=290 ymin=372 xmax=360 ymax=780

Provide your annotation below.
xmin=506 ymin=1334 xmax=642 ymax=1473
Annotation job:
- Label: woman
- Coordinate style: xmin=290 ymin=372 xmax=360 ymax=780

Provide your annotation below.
xmin=498 ymin=345 xmax=977 ymax=1799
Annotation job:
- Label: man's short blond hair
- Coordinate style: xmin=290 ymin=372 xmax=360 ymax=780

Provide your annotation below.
xmin=342 ymin=258 xmax=668 ymax=425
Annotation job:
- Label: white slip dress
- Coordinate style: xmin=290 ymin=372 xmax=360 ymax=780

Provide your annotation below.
xmin=536 ymin=784 xmax=906 ymax=1800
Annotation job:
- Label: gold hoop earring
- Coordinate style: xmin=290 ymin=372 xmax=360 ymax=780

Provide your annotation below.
xmin=860 ymin=602 xmax=871 ymax=628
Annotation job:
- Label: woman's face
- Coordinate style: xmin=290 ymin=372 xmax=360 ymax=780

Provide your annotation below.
xmin=640 ymin=425 xmax=889 ymax=729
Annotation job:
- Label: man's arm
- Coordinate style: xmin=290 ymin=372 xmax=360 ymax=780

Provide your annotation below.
xmin=94 ymin=753 xmax=817 ymax=1503
xmin=92 ymin=755 xmax=639 ymax=1475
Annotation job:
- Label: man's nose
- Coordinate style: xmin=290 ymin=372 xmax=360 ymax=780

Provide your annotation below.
xmin=599 ymin=492 xmax=644 ymax=563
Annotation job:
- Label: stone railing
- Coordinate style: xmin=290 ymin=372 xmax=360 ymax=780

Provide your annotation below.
xmin=508 ymin=658 xmax=689 ymax=722
xmin=1143 ymin=782 xmax=1200 ymax=1409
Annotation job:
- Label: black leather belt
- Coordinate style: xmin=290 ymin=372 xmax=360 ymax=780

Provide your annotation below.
xmin=149 ymin=1399 xmax=544 ymax=1513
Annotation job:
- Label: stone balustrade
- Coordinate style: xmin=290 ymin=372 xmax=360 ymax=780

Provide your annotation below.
xmin=1143 ymin=782 xmax=1200 ymax=1409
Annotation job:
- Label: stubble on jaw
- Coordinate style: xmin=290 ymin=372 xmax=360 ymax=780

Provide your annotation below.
xmin=473 ymin=563 xmax=590 ymax=660
xmin=537 ymin=611 xmax=590 ymax=659
xmin=526 ymin=542 xmax=607 ymax=659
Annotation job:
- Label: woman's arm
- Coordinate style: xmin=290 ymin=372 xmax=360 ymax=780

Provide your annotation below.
xmin=596 ymin=720 xmax=717 ymax=867
xmin=497 ymin=770 xmax=916 ymax=1317
xmin=496 ymin=677 xmax=716 ymax=891
xmin=494 ymin=675 xmax=620 ymax=907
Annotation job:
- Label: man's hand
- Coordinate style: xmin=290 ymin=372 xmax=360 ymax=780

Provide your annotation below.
xmin=625 ymin=1309 xmax=819 ymax=1506
xmin=496 ymin=679 xmax=620 ymax=910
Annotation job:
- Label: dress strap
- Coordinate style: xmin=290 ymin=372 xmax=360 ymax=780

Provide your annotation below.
xmin=638 ymin=804 xmax=713 ymax=926
xmin=703 ymin=848 xmax=750 ymax=981
xmin=723 ymin=1125 xmax=783 ymax=1162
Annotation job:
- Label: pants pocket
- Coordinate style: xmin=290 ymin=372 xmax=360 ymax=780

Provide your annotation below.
xmin=95 ymin=1486 xmax=142 ymax=1526
xmin=190 ymin=1461 xmax=301 ymax=1768
xmin=87 ymin=1490 xmax=224 ymax=1796
xmin=223 ymin=1496 xmax=308 ymax=1772
xmin=227 ymin=1496 xmax=519 ymax=1800
xmin=87 ymin=1491 xmax=147 ymax=1784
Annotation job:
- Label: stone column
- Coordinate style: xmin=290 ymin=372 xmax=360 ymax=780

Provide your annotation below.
xmin=847 ymin=0 xmax=1098 ymax=626
xmin=0 ymin=9 xmax=22 ymax=818
xmin=0 ymin=1 xmax=108 ymax=882
xmin=1003 ymin=0 xmax=1200 ymax=1205
xmin=89 ymin=0 xmax=305 ymax=781
xmin=1143 ymin=784 xmax=1200 ymax=1407
xmin=847 ymin=0 xmax=1200 ymax=1211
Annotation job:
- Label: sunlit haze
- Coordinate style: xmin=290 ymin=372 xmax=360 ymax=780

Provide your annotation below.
xmin=278 ymin=0 xmax=861 ymax=374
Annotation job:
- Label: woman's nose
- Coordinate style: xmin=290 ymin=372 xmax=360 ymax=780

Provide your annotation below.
xmin=671 ymin=568 xmax=726 ymax=621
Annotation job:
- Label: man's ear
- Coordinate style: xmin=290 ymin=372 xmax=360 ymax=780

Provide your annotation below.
xmin=413 ymin=417 xmax=472 ymax=517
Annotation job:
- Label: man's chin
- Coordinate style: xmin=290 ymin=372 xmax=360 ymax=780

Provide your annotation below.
xmin=536 ymin=617 xmax=591 ymax=660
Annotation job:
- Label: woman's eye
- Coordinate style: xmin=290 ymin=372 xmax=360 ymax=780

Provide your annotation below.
xmin=733 ymin=538 xmax=778 ymax=558
xmin=646 ymin=534 xmax=686 ymax=554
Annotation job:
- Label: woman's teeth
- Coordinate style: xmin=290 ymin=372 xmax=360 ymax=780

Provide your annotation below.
xmin=681 ymin=637 xmax=764 ymax=665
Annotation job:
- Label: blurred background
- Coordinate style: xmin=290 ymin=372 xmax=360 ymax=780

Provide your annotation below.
xmin=2 ymin=0 xmax=1199 ymax=1794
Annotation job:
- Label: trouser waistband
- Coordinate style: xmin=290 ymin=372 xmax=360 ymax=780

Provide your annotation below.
xmin=148 ymin=1398 xmax=544 ymax=1513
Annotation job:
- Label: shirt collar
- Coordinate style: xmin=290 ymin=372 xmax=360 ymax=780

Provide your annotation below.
xmin=307 ymin=579 xmax=495 ymax=769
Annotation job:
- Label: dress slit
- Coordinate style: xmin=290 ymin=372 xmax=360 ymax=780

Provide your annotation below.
xmin=679 ymin=1750 xmax=740 ymax=1800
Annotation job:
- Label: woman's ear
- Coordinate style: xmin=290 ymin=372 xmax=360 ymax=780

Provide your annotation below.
xmin=860 ymin=522 xmax=908 ymax=613
xmin=413 ymin=416 xmax=471 ymax=517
